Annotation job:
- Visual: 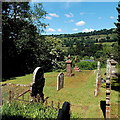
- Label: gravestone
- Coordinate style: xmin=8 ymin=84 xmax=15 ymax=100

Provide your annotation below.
xmin=74 ymin=56 xmax=81 ymax=72
xmin=30 ymin=67 xmax=45 ymax=103
xmin=57 ymin=72 xmax=64 ymax=91
xmin=106 ymin=59 xmax=111 ymax=118
xmin=105 ymin=56 xmax=118 ymax=118
xmin=109 ymin=56 xmax=118 ymax=78
xmin=94 ymin=61 xmax=101 ymax=96
xmin=57 ymin=101 xmax=70 ymax=120
xmin=66 ymin=55 xmax=74 ymax=76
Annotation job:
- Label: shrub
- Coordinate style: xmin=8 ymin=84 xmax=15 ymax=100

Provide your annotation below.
xmin=77 ymin=61 xmax=97 ymax=70
xmin=52 ymin=61 xmax=66 ymax=71
xmin=1 ymin=102 xmax=58 ymax=119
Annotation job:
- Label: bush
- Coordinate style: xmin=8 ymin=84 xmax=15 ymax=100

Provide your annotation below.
xmin=77 ymin=61 xmax=97 ymax=70
xmin=52 ymin=61 xmax=66 ymax=71
xmin=1 ymin=102 xmax=58 ymax=119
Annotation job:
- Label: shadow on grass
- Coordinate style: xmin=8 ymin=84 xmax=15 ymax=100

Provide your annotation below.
xmin=2 ymin=77 xmax=16 ymax=82
xmin=111 ymin=74 xmax=120 ymax=92
xmin=2 ymin=71 xmax=26 ymax=82
xmin=1 ymin=115 xmax=33 ymax=120
xmin=100 ymin=101 xmax=106 ymax=119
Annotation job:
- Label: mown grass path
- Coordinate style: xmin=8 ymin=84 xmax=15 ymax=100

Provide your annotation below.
xmin=2 ymin=69 xmax=119 ymax=118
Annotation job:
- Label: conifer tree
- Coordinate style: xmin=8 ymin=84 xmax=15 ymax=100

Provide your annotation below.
xmin=115 ymin=1 xmax=120 ymax=63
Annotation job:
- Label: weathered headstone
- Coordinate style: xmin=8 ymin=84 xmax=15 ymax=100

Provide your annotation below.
xmin=94 ymin=61 xmax=101 ymax=96
xmin=105 ymin=56 xmax=118 ymax=118
xmin=66 ymin=55 xmax=74 ymax=76
xmin=106 ymin=59 xmax=111 ymax=118
xmin=109 ymin=56 xmax=118 ymax=78
xmin=57 ymin=72 xmax=64 ymax=91
xmin=30 ymin=67 xmax=45 ymax=103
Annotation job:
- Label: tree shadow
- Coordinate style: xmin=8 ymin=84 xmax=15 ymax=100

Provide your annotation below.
xmin=2 ymin=77 xmax=16 ymax=82
xmin=1 ymin=115 xmax=33 ymax=120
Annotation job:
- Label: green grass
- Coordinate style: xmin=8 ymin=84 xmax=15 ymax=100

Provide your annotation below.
xmin=1 ymin=69 xmax=119 ymax=118
xmin=2 ymin=74 xmax=33 ymax=85
xmin=95 ymin=42 xmax=116 ymax=45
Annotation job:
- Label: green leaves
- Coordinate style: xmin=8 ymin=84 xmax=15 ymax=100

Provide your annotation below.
xmin=2 ymin=102 xmax=58 ymax=119
xmin=30 ymin=3 xmax=47 ymax=33
xmin=2 ymin=2 xmax=48 ymax=78
xmin=77 ymin=61 xmax=97 ymax=70
xmin=115 ymin=2 xmax=120 ymax=64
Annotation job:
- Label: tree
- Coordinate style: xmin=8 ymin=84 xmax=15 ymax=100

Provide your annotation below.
xmin=43 ymin=36 xmax=65 ymax=71
xmin=2 ymin=2 xmax=47 ymax=78
xmin=115 ymin=1 xmax=120 ymax=63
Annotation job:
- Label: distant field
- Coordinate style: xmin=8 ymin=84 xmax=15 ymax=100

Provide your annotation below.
xmin=95 ymin=42 xmax=116 ymax=45
xmin=1 ymin=69 xmax=119 ymax=118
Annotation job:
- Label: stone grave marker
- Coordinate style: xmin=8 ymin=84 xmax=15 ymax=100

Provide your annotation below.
xmin=57 ymin=101 xmax=70 ymax=120
xmin=109 ymin=57 xmax=118 ymax=78
xmin=66 ymin=55 xmax=74 ymax=76
xmin=106 ymin=59 xmax=111 ymax=118
xmin=74 ymin=56 xmax=81 ymax=72
xmin=57 ymin=72 xmax=64 ymax=91
xmin=105 ymin=56 xmax=118 ymax=118
xmin=30 ymin=67 xmax=45 ymax=103
xmin=94 ymin=61 xmax=101 ymax=96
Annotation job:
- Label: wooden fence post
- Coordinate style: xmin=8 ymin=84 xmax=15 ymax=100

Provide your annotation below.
xmin=9 ymin=91 xmax=12 ymax=103
xmin=51 ymin=101 xmax=54 ymax=108
xmin=58 ymin=102 xmax=60 ymax=109
xmin=12 ymin=91 xmax=14 ymax=99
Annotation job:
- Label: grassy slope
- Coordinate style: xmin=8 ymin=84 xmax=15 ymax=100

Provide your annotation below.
xmin=1 ymin=69 xmax=119 ymax=118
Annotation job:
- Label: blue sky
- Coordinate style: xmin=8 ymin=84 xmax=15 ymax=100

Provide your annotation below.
xmin=31 ymin=2 xmax=118 ymax=35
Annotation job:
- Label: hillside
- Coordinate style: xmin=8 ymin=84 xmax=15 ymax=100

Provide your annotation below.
xmin=45 ymin=28 xmax=117 ymax=43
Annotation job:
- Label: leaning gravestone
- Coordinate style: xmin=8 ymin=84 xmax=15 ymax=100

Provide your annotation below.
xmin=30 ymin=67 xmax=45 ymax=103
xmin=57 ymin=72 xmax=64 ymax=91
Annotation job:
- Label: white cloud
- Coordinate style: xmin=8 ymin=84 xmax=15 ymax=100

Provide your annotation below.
xmin=46 ymin=28 xmax=62 ymax=32
xmin=75 ymin=21 xmax=85 ymax=26
xmin=45 ymin=16 xmax=52 ymax=20
xmin=69 ymin=19 xmax=74 ymax=22
xmin=65 ymin=13 xmax=74 ymax=18
xmin=73 ymin=28 xmax=78 ymax=31
xmin=49 ymin=13 xmax=59 ymax=17
xmin=46 ymin=28 xmax=56 ymax=32
xmin=65 ymin=19 xmax=74 ymax=23
xmin=98 ymin=17 xmax=102 ymax=19
xmin=110 ymin=16 xmax=114 ymax=19
xmin=80 ymin=12 xmax=85 ymax=15
xmin=82 ymin=28 xmax=94 ymax=32
xmin=57 ymin=29 xmax=62 ymax=32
